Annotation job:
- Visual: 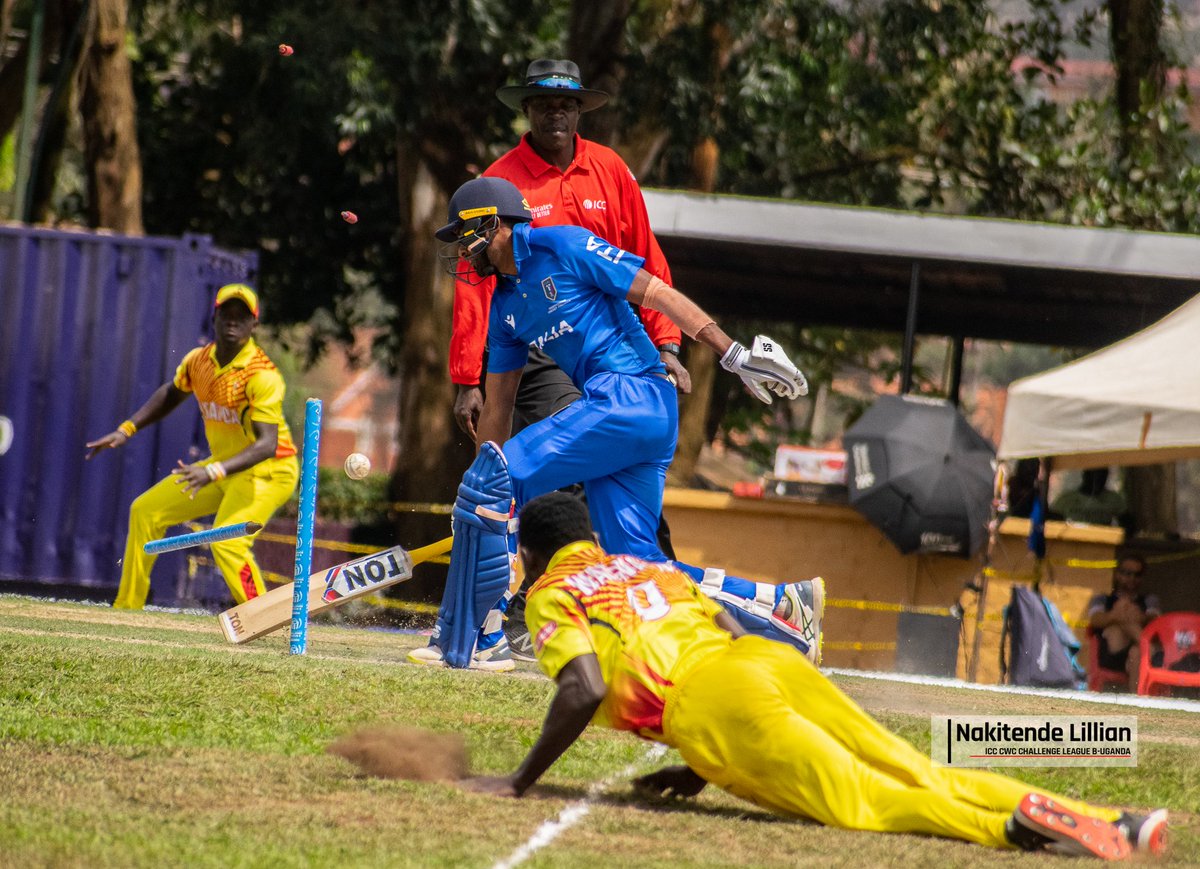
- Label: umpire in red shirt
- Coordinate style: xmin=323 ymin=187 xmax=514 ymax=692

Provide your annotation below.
xmin=447 ymin=59 xmax=688 ymax=660
xmin=450 ymin=59 xmax=691 ymax=440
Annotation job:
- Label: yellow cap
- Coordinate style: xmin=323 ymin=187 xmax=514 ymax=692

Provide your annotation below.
xmin=214 ymin=283 xmax=259 ymax=318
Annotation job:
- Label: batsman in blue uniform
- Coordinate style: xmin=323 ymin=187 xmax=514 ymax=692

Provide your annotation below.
xmin=411 ymin=177 xmax=822 ymax=671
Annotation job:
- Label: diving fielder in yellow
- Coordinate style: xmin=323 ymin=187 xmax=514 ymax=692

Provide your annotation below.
xmin=85 ymin=284 xmax=299 ymax=608
xmin=464 ymin=491 xmax=1168 ymax=861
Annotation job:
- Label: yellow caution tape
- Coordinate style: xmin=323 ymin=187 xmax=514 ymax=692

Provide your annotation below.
xmin=827 ymin=597 xmax=954 ymax=617
xmin=824 ymin=641 xmax=896 ymax=652
xmin=387 ymin=501 xmax=454 ymax=515
xmin=183 ymin=521 xmax=449 ymax=558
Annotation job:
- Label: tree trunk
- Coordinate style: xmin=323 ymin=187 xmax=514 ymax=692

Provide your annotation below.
xmin=1124 ymin=464 xmax=1177 ymax=538
xmin=668 ymin=343 xmax=716 ymax=486
xmin=0 ymin=42 xmax=28 ymax=175
xmin=1107 ymin=0 xmax=1166 ymax=154
xmin=666 ymin=134 xmax=723 ymax=486
xmin=389 ymin=155 xmax=475 ymax=600
xmin=30 ymin=1 xmax=87 ymax=222
xmin=567 ymin=0 xmax=632 ymax=148
xmin=1107 ymin=0 xmax=1173 ymax=535
xmin=78 ymin=0 xmax=141 ymax=233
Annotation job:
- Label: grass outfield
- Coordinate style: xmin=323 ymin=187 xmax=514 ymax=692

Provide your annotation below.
xmin=1 ymin=595 xmax=1197 ymax=868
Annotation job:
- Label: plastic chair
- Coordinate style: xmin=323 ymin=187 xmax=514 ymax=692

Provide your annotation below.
xmin=1137 ymin=613 xmax=1200 ymax=697
xmin=1086 ymin=626 xmax=1131 ymax=692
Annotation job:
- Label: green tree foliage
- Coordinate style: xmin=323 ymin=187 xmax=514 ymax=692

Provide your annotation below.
xmin=118 ymin=1 xmax=1198 ymax=487
xmin=615 ymin=0 xmax=1198 ymax=464
xmin=130 ymin=0 xmax=562 ymax=347
xmin=623 ymin=0 xmax=1198 ymax=227
xmin=132 ymin=2 xmax=394 ymax=334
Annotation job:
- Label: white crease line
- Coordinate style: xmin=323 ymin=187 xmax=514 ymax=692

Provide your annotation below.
xmin=826 ymin=667 xmax=1200 ymax=713
xmin=491 ymin=743 xmax=667 ymax=869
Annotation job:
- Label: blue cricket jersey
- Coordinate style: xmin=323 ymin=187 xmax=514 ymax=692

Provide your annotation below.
xmin=487 ymin=224 xmax=666 ymax=385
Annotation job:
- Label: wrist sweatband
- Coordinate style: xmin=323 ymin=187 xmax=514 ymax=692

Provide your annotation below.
xmin=118 ymin=420 xmax=137 ymax=438
xmin=205 ymin=462 xmax=228 ymax=481
xmin=640 ymin=276 xmax=715 ymax=339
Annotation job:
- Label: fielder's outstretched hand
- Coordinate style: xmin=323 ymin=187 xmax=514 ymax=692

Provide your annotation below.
xmin=84 ymin=430 xmax=129 ymax=460
xmin=632 ymin=764 xmax=708 ymax=799
xmin=720 ymin=335 xmax=808 ymax=404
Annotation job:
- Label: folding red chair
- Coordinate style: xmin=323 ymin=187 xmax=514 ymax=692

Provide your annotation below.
xmin=1137 ymin=613 xmax=1200 ymax=697
xmin=1086 ymin=626 xmax=1130 ymax=692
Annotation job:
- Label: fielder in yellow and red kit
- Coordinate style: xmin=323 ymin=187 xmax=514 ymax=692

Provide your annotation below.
xmin=86 ymin=284 xmax=298 ymax=608
xmin=463 ymin=492 xmax=1169 ymax=861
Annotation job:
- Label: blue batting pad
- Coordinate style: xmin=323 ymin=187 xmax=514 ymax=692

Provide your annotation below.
xmin=719 ymin=605 xmax=810 ymax=656
xmin=435 ymin=442 xmax=515 ymax=668
xmin=673 ymin=560 xmax=809 ymax=656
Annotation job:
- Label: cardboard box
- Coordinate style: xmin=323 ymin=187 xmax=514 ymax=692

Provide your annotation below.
xmin=762 ymin=476 xmax=848 ymax=503
xmin=773 ymin=446 xmax=848 ymax=485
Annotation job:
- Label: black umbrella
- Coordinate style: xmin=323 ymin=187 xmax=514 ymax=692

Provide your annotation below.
xmin=844 ymin=394 xmax=996 ymax=558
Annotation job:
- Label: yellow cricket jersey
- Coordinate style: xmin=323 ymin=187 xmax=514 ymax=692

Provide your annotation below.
xmin=173 ymin=338 xmax=296 ymax=462
xmin=524 ymin=542 xmax=734 ymax=740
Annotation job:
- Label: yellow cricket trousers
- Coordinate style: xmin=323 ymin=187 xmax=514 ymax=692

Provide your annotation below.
xmin=113 ymin=455 xmax=299 ymax=609
xmin=662 ymin=635 xmax=1119 ymax=849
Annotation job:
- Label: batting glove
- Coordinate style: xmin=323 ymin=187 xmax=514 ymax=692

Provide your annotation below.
xmin=720 ymin=335 xmax=809 ymax=404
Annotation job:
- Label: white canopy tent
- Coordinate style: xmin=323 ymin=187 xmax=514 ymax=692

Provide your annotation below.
xmin=999 ymin=293 xmax=1200 ymax=469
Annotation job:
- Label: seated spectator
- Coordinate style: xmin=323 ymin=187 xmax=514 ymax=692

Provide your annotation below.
xmin=1088 ymin=554 xmax=1161 ymax=691
xmin=1051 ymin=467 xmax=1126 ymax=526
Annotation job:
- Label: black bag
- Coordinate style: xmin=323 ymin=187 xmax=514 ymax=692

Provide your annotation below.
xmin=1169 ymin=652 xmax=1200 ymax=673
xmin=1000 ymin=585 xmax=1077 ymax=688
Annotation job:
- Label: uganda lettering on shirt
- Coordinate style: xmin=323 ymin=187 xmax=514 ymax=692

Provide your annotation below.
xmin=174 ymin=338 xmax=297 ymax=463
xmin=197 ymin=400 xmax=241 ymax=426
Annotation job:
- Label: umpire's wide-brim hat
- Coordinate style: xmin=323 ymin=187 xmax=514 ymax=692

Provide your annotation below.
xmin=496 ymin=59 xmax=609 ymax=113
xmin=434 ymin=177 xmax=533 ymax=242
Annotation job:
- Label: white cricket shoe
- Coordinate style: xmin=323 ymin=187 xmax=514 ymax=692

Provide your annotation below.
xmin=774 ymin=577 xmax=825 ymax=666
xmin=407 ymin=638 xmax=515 ymax=672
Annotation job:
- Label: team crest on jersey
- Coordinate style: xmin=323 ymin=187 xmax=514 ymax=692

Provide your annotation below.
xmin=541 ymin=276 xmax=557 ymax=301
xmin=535 ymin=620 xmax=558 ymax=653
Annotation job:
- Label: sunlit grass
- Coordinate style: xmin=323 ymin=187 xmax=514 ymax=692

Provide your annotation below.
xmin=1 ymin=596 xmax=1196 ymax=867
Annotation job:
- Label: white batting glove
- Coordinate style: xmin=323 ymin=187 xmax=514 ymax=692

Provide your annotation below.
xmin=720 ymin=335 xmax=809 ymax=404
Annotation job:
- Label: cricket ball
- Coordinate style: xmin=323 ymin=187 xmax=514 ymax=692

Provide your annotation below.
xmin=341 ymin=210 xmax=358 ymax=224
xmin=279 ymin=44 xmax=294 ymax=56
xmin=344 ymin=452 xmax=371 ymax=480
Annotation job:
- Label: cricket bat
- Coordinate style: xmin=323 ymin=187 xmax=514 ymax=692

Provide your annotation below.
xmin=218 ymin=536 xmax=452 ymax=644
